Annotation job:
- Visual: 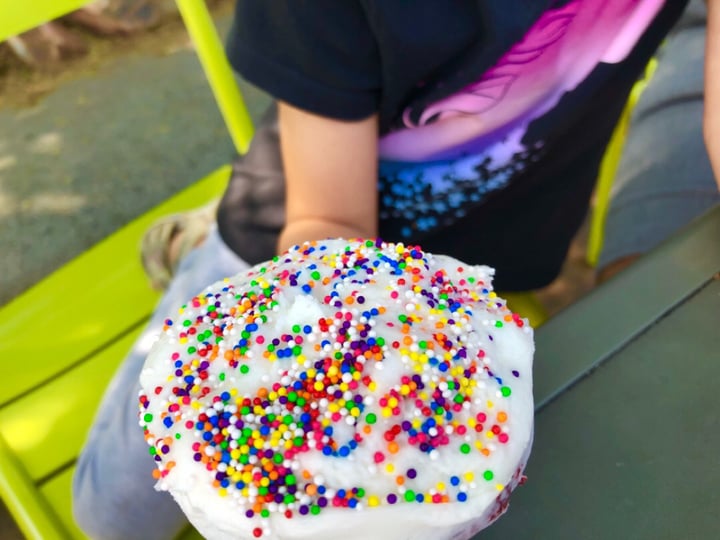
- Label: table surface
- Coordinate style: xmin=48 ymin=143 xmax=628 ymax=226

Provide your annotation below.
xmin=479 ymin=205 xmax=720 ymax=540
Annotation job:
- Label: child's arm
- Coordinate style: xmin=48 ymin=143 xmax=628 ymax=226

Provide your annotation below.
xmin=277 ymin=101 xmax=380 ymax=253
xmin=704 ymin=0 xmax=720 ymax=189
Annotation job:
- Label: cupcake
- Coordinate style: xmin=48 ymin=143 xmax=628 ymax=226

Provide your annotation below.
xmin=139 ymin=238 xmax=534 ymax=540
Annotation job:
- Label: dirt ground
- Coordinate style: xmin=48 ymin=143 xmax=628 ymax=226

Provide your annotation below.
xmin=0 ymin=0 xmax=233 ymax=109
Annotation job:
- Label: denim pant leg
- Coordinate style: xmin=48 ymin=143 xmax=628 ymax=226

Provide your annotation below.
xmin=72 ymin=227 xmax=249 ymax=540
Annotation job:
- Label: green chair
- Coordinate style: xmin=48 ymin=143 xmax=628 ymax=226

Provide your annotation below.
xmin=0 ymin=165 xmax=231 ymax=540
xmin=0 ymin=2 xmax=251 ymax=539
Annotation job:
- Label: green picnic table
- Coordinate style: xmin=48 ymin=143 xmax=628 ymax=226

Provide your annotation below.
xmin=479 ymin=204 xmax=720 ymax=539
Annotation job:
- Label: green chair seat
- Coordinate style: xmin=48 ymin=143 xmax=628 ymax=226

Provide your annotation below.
xmin=0 ymin=167 xmax=230 ymax=540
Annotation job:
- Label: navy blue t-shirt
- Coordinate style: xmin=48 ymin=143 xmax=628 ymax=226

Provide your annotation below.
xmin=222 ymin=0 xmax=689 ymax=290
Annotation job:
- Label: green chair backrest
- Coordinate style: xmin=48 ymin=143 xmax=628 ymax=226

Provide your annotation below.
xmin=175 ymin=0 xmax=255 ymax=154
xmin=0 ymin=0 xmax=91 ymax=42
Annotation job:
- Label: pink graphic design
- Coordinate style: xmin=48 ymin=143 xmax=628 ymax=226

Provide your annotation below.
xmin=378 ymin=0 xmax=664 ymax=162
xmin=405 ymin=6 xmax=576 ymax=128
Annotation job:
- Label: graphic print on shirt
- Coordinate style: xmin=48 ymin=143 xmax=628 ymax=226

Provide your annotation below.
xmin=377 ymin=0 xmax=664 ymax=239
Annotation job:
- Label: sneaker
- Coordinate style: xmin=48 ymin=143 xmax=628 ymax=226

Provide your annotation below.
xmin=140 ymin=199 xmax=219 ymax=290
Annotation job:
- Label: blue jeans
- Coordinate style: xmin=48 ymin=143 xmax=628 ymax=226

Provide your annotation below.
xmin=72 ymin=227 xmax=249 ymax=540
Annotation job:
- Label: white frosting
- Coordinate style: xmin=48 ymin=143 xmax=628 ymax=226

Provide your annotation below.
xmin=139 ymin=239 xmax=534 ymax=540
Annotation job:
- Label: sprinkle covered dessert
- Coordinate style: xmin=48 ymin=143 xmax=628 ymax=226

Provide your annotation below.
xmin=139 ymin=238 xmax=534 ymax=540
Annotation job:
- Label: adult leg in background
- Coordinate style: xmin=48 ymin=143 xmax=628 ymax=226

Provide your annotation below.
xmin=599 ymin=0 xmax=720 ymax=280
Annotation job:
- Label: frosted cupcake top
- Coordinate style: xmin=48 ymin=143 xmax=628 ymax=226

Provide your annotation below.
xmin=139 ymin=239 xmax=534 ymax=540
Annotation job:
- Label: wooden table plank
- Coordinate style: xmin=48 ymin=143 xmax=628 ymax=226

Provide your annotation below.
xmin=481 ymin=278 xmax=720 ymax=539
xmin=532 ymin=206 xmax=720 ymax=410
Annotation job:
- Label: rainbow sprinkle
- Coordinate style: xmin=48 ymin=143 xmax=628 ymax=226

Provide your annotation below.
xmin=139 ymin=239 xmax=532 ymax=537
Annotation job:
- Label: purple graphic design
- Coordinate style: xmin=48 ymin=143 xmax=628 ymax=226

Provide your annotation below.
xmin=377 ymin=0 xmax=665 ymax=240
xmin=404 ymin=7 xmax=576 ymax=129
xmin=379 ymin=0 xmax=663 ymax=162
